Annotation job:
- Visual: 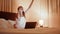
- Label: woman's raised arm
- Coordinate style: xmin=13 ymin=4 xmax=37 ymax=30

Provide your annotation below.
xmin=25 ymin=0 xmax=34 ymax=12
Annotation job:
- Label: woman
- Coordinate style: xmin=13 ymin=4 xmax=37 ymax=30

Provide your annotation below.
xmin=15 ymin=0 xmax=34 ymax=29
xmin=16 ymin=6 xmax=26 ymax=29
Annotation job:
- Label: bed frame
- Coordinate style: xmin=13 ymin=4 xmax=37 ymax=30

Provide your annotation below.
xmin=0 ymin=11 xmax=18 ymax=21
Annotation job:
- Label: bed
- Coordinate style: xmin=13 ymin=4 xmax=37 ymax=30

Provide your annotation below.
xmin=0 ymin=11 xmax=18 ymax=29
xmin=0 ymin=11 xmax=60 ymax=34
xmin=0 ymin=27 xmax=60 ymax=34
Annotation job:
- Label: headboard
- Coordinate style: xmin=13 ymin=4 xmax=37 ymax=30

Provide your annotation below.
xmin=0 ymin=11 xmax=18 ymax=21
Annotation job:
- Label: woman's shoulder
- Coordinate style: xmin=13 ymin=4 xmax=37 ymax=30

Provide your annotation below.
xmin=17 ymin=17 xmax=20 ymax=20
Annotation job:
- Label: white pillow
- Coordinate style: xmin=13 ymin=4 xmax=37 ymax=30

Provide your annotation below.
xmin=8 ymin=20 xmax=16 ymax=26
xmin=0 ymin=18 xmax=13 ymax=29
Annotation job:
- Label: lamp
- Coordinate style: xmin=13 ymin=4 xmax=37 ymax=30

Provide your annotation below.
xmin=38 ymin=19 xmax=44 ymax=27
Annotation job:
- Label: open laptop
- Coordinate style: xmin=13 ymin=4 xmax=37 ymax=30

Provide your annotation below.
xmin=25 ymin=22 xmax=37 ymax=29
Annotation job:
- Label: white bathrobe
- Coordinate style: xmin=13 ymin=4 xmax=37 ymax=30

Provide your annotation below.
xmin=16 ymin=17 xmax=26 ymax=29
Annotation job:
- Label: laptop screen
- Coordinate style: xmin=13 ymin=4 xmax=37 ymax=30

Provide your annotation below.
xmin=25 ymin=22 xmax=37 ymax=29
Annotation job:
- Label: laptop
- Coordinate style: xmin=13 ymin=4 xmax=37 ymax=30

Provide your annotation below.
xmin=25 ymin=22 xmax=37 ymax=29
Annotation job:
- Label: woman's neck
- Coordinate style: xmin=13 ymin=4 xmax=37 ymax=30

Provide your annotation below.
xmin=18 ymin=11 xmax=25 ymax=17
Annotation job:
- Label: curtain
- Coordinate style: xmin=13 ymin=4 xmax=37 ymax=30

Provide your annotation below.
xmin=0 ymin=0 xmax=17 ymax=13
xmin=39 ymin=0 xmax=60 ymax=28
xmin=0 ymin=0 xmax=12 ymax=12
xmin=48 ymin=0 xmax=60 ymax=28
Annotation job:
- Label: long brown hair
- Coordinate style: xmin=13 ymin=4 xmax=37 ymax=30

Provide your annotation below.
xmin=18 ymin=6 xmax=25 ymax=17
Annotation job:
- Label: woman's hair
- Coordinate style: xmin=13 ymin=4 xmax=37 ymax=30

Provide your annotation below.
xmin=18 ymin=6 xmax=23 ymax=10
xmin=17 ymin=6 xmax=25 ymax=17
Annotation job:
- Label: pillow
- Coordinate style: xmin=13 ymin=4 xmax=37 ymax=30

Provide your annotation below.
xmin=0 ymin=18 xmax=13 ymax=29
xmin=8 ymin=20 xmax=16 ymax=26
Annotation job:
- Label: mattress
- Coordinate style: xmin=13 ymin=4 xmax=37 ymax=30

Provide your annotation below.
xmin=0 ymin=28 xmax=60 ymax=34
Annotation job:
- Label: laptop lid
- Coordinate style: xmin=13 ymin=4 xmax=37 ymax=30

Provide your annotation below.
xmin=25 ymin=22 xmax=37 ymax=29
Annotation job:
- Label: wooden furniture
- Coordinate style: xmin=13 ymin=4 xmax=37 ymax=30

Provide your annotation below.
xmin=0 ymin=11 xmax=18 ymax=21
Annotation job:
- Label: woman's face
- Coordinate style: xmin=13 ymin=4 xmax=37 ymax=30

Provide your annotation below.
xmin=18 ymin=8 xmax=23 ymax=12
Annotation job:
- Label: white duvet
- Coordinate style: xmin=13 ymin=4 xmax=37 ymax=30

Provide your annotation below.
xmin=0 ymin=17 xmax=26 ymax=29
xmin=0 ymin=18 xmax=15 ymax=29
